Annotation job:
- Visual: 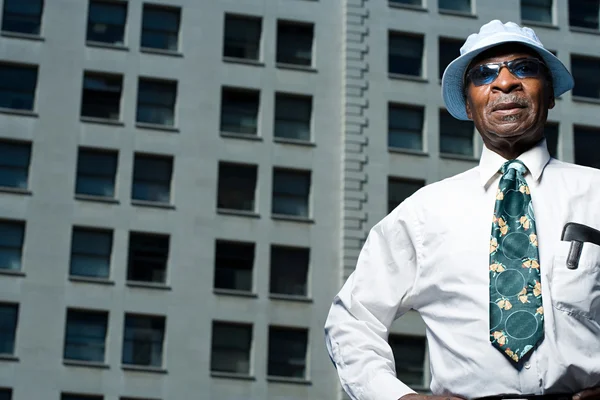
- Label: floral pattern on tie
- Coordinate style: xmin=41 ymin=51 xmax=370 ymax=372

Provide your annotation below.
xmin=489 ymin=160 xmax=544 ymax=364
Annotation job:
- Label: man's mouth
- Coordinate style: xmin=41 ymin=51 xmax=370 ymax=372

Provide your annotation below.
xmin=491 ymin=102 xmax=527 ymax=115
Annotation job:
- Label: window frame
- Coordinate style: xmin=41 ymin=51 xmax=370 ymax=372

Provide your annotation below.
xmin=1 ymin=0 xmax=44 ymax=36
xmin=0 ymin=63 xmax=38 ymax=112
xmin=217 ymin=162 xmax=258 ymax=212
xmin=214 ymin=240 xmax=255 ymax=293
xmin=388 ymin=333 xmax=428 ymax=389
xmin=223 ymin=13 xmax=262 ymax=61
xmin=220 ymin=87 xmax=260 ymax=136
xmin=271 ymin=168 xmax=311 ymax=218
xmin=75 ymin=147 xmax=118 ymax=198
xmin=439 ymin=108 xmax=475 ymax=157
xmin=274 ymin=93 xmax=313 ymax=142
xmin=269 ymin=245 xmax=310 ymax=297
xmin=210 ymin=321 xmax=253 ymax=375
xmin=127 ymin=231 xmax=170 ymax=284
xmin=63 ymin=308 xmax=109 ymax=363
xmin=388 ymin=103 xmax=425 ymax=151
xmin=267 ymin=325 xmax=309 ymax=379
xmin=521 ymin=0 xmax=554 ymax=25
xmin=140 ymin=3 xmax=181 ymax=52
xmin=276 ymin=20 xmax=314 ymax=67
xmin=122 ymin=313 xmax=166 ymax=368
xmin=69 ymin=226 xmax=113 ymax=279
xmin=86 ymin=0 xmax=128 ymax=46
xmin=0 ymin=303 xmax=18 ymax=356
xmin=0 ymin=140 xmax=31 ymax=190
xmin=131 ymin=153 xmax=173 ymax=204
xmin=136 ymin=78 xmax=178 ymax=126
xmin=81 ymin=71 xmax=123 ymax=121
xmin=571 ymin=55 xmax=600 ymax=100
xmin=388 ymin=31 xmax=424 ymax=77
xmin=387 ymin=177 xmax=425 ymax=213
xmin=0 ymin=220 xmax=25 ymax=272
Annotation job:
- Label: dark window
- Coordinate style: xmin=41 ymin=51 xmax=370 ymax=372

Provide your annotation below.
xmin=61 ymin=395 xmax=103 ymax=400
xmin=268 ymin=326 xmax=308 ymax=378
xmin=87 ymin=0 xmax=127 ymax=45
xmin=388 ymin=334 xmax=426 ymax=387
xmin=389 ymin=32 xmax=423 ymax=76
xmin=439 ymin=109 xmax=474 ymax=156
xmin=220 ymin=88 xmax=260 ymax=135
xmin=214 ymin=241 xmax=254 ymax=292
xmin=122 ymin=314 xmax=165 ymax=367
xmin=75 ymin=148 xmax=118 ymax=197
xmin=571 ymin=56 xmax=600 ymax=99
xmin=127 ymin=232 xmax=169 ymax=284
xmin=211 ymin=322 xmax=252 ymax=374
xmin=64 ymin=309 xmax=108 ymax=362
xmin=132 ymin=154 xmax=173 ymax=203
xmin=0 ymin=388 xmax=11 ymax=400
xmin=0 ymin=221 xmax=24 ymax=271
xmin=274 ymin=94 xmax=312 ymax=141
xmin=439 ymin=37 xmax=462 ymax=79
xmin=0 ymin=64 xmax=37 ymax=111
xmin=389 ymin=0 xmax=422 ymax=5
xmin=574 ymin=126 xmax=600 ymax=169
xmin=569 ymin=0 xmax=599 ymax=30
xmin=224 ymin=15 xmax=262 ymax=60
xmin=81 ymin=72 xmax=123 ymax=120
xmin=270 ymin=246 xmax=309 ymax=296
xmin=388 ymin=104 xmax=424 ymax=151
xmin=272 ymin=169 xmax=311 ymax=217
xmin=521 ymin=0 xmax=553 ymax=23
xmin=136 ymin=79 xmax=177 ymax=126
xmin=545 ymin=123 xmax=559 ymax=158
xmin=0 ymin=304 xmax=18 ymax=355
xmin=141 ymin=4 xmax=180 ymax=51
xmin=217 ymin=162 xmax=257 ymax=211
xmin=1 ymin=0 xmax=43 ymax=35
xmin=438 ymin=0 xmax=471 ymax=13
xmin=388 ymin=178 xmax=424 ymax=213
xmin=0 ymin=141 xmax=31 ymax=189
xmin=70 ymin=227 xmax=112 ymax=279
xmin=276 ymin=21 xmax=313 ymax=66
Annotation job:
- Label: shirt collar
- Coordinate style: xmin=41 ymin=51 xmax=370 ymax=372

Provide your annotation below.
xmin=479 ymin=138 xmax=550 ymax=188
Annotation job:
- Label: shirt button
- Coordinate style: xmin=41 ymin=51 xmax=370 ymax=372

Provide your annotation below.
xmin=524 ymin=361 xmax=531 ymax=369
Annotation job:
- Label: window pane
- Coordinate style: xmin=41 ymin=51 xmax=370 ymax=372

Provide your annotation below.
xmin=122 ymin=315 xmax=165 ymax=367
xmin=224 ymin=15 xmax=261 ymax=60
xmin=439 ymin=109 xmax=474 ymax=156
xmin=132 ymin=155 xmax=172 ymax=203
xmin=274 ymin=94 xmax=312 ymax=141
xmin=574 ymin=126 xmax=600 ymax=169
xmin=137 ymin=80 xmax=177 ymax=125
xmin=569 ymin=0 xmax=599 ymax=29
xmin=390 ymin=0 xmax=422 ymax=5
xmin=214 ymin=241 xmax=254 ymax=291
xmin=76 ymin=149 xmax=117 ymax=197
xmin=0 ymin=304 xmax=18 ymax=354
xmin=439 ymin=0 xmax=471 ymax=12
xmin=270 ymin=246 xmax=309 ymax=296
xmin=0 ymin=221 xmax=24 ymax=271
xmin=388 ymin=105 xmax=424 ymax=150
xmin=87 ymin=1 xmax=127 ymax=44
xmin=0 ymin=64 xmax=37 ymax=111
xmin=439 ymin=38 xmax=462 ymax=79
xmin=277 ymin=22 xmax=313 ymax=66
xmin=545 ymin=123 xmax=559 ymax=158
xmin=0 ymin=141 xmax=30 ymax=189
xmin=2 ymin=0 xmax=43 ymax=34
xmin=388 ymin=335 xmax=426 ymax=387
xmin=571 ymin=56 xmax=600 ymax=99
xmin=272 ymin=170 xmax=311 ymax=217
xmin=217 ymin=163 xmax=257 ymax=211
xmin=220 ymin=89 xmax=259 ymax=134
xmin=127 ymin=233 xmax=169 ymax=283
xmin=268 ymin=327 xmax=308 ymax=378
xmin=0 ymin=388 xmax=12 ymax=400
xmin=389 ymin=33 xmax=423 ymax=76
xmin=64 ymin=310 xmax=108 ymax=362
xmin=81 ymin=73 xmax=122 ymax=119
xmin=70 ymin=228 xmax=112 ymax=278
xmin=61 ymin=395 xmax=103 ymax=400
xmin=211 ymin=322 xmax=252 ymax=374
xmin=388 ymin=178 xmax=424 ymax=213
xmin=521 ymin=0 xmax=553 ymax=23
xmin=141 ymin=6 xmax=180 ymax=50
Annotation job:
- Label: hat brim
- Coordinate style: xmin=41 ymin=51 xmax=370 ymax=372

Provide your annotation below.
xmin=442 ymin=32 xmax=574 ymax=121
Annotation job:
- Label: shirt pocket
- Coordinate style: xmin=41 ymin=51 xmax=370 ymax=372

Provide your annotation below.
xmin=550 ymin=240 xmax=600 ymax=323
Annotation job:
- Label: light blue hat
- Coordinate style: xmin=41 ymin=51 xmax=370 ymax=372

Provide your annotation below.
xmin=442 ymin=20 xmax=574 ymax=121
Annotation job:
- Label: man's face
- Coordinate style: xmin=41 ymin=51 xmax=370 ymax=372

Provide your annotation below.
xmin=465 ymin=44 xmax=555 ymax=156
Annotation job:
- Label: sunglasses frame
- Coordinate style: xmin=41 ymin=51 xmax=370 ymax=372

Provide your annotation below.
xmin=465 ymin=57 xmax=548 ymax=87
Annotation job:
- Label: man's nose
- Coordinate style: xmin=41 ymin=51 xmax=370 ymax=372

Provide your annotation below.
xmin=492 ymin=66 xmax=522 ymax=93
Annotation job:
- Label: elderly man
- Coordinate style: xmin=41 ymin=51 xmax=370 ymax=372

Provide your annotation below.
xmin=325 ymin=20 xmax=600 ymax=400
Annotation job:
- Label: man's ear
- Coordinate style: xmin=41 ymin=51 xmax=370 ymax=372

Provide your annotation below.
xmin=465 ymin=96 xmax=473 ymax=119
xmin=548 ymin=96 xmax=555 ymax=110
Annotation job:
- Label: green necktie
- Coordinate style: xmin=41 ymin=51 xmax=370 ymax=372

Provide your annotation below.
xmin=489 ymin=160 xmax=544 ymax=364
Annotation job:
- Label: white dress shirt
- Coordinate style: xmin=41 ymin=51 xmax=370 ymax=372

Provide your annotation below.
xmin=325 ymin=140 xmax=600 ymax=400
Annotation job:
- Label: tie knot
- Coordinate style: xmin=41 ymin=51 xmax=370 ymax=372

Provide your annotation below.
xmin=501 ymin=160 xmax=528 ymax=176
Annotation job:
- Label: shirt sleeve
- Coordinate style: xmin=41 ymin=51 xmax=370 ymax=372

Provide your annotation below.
xmin=324 ymin=206 xmax=422 ymax=400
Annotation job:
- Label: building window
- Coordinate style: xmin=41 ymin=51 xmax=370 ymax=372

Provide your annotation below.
xmin=388 ymin=32 xmax=424 ymax=77
xmin=0 ymin=221 xmax=25 ymax=271
xmin=388 ymin=104 xmax=424 ymax=151
xmin=521 ymin=0 xmax=553 ymax=24
xmin=136 ymin=79 xmax=177 ymax=126
xmin=64 ymin=309 xmax=108 ymax=362
xmin=62 ymin=395 xmax=103 ymax=400
xmin=211 ymin=322 xmax=252 ymax=375
xmin=276 ymin=21 xmax=314 ymax=67
xmin=268 ymin=326 xmax=308 ymax=378
xmin=217 ymin=162 xmax=257 ymax=212
xmin=438 ymin=0 xmax=471 ymax=13
xmin=214 ymin=241 xmax=254 ymax=292
xmin=569 ymin=0 xmax=599 ymax=30
xmin=81 ymin=72 xmax=123 ymax=120
xmin=388 ymin=334 xmax=426 ymax=387
xmin=122 ymin=314 xmax=166 ymax=367
xmin=574 ymin=126 xmax=600 ymax=169
xmin=1 ymin=0 xmax=43 ymax=35
xmin=0 ymin=141 xmax=31 ymax=190
xmin=132 ymin=154 xmax=173 ymax=203
xmin=389 ymin=0 xmax=422 ymax=6
xmin=220 ymin=88 xmax=260 ymax=135
xmin=87 ymin=0 xmax=127 ymax=45
xmin=439 ymin=109 xmax=474 ymax=156
xmin=439 ymin=37 xmax=462 ymax=79
xmin=70 ymin=227 xmax=112 ymax=279
xmin=0 ymin=64 xmax=37 ymax=111
xmin=223 ymin=14 xmax=262 ymax=61
xmin=141 ymin=4 xmax=180 ymax=51
xmin=127 ymin=232 xmax=169 ymax=284
xmin=0 ymin=304 xmax=18 ymax=355
xmin=272 ymin=169 xmax=311 ymax=218
xmin=571 ymin=56 xmax=600 ymax=99
xmin=270 ymin=246 xmax=309 ymax=297
xmin=75 ymin=148 xmax=118 ymax=198
xmin=544 ymin=123 xmax=558 ymax=158
xmin=274 ymin=93 xmax=312 ymax=142
xmin=388 ymin=178 xmax=424 ymax=213
xmin=0 ymin=389 xmax=12 ymax=400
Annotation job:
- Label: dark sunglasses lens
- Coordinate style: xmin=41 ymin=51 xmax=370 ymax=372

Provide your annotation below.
xmin=470 ymin=66 xmax=498 ymax=86
xmin=510 ymin=59 xmax=541 ymax=78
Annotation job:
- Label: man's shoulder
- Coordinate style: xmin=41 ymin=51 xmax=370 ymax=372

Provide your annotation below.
xmin=546 ymin=158 xmax=600 ymax=183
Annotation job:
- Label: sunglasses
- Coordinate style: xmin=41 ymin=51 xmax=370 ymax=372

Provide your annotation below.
xmin=465 ymin=58 xmax=547 ymax=87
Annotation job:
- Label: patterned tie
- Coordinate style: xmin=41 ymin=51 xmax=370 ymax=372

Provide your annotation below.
xmin=489 ymin=160 xmax=544 ymax=364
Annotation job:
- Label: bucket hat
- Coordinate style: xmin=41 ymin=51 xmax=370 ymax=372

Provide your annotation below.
xmin=442 ymin=20 xmax=574 ymax=120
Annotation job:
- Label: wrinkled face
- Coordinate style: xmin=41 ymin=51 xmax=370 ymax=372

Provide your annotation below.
xmin=465 ymin=44 xmax=555 ymax=155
